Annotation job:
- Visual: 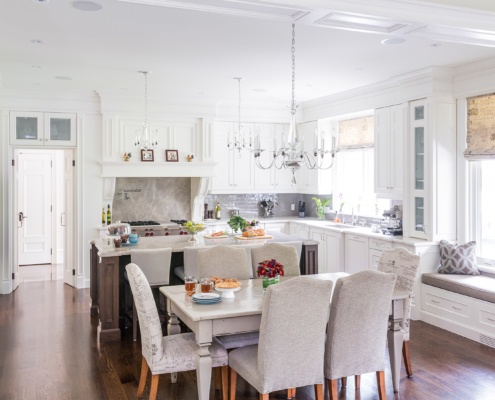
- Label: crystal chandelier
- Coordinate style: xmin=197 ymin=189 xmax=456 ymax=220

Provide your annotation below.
xmin=227 ymin=77 xmax=252 ymax=154
xmin=253 ymin=23 xmax=339 ymax=185
xmin=134 ymin=71 xmax=158 ymax=150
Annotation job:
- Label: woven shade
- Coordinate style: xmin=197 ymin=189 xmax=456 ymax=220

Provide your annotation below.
xmin=338 ymin=116 xmax=374 ymax=149
xmin=465 ymin=93 xmax=495 ymax=160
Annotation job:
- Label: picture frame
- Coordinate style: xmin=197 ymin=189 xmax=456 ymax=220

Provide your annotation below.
xmin=141 ymin=149 xmax=154 ymax=162
xmin=166 ymin=150 xmax=179 ymax=162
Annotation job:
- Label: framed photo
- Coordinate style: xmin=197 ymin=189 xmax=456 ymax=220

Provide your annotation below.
xmin=141 ymin=149 xmax=154 ymax=162
xmin=166 ymin=150 xmax=178 ymax=162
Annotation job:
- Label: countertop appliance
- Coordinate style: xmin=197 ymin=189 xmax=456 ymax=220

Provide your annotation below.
xmin=122 ymin=220 xmax=184 ymax=236
xmin=381 ymin=209 xmax=403 ymax=236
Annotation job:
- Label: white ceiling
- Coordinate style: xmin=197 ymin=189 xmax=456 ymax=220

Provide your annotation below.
xmin=1 ymin=0 xmax=495 ymax=108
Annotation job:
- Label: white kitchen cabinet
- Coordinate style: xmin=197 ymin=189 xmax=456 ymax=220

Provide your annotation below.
xmin=289 ymin=222 xmax=310 ymax=239
xmin=210 ymin=121 xmax=254 ymax=193
xmin=368 ymin=237 xmax=393 ymax=270
xmin=404 ymin=98 xmax=456 ymax=241
xmin=374 ymin=104 xmax=404 ymax=199
xmin=10 ymin=111 xmax=77 ymax=147
xmin=311 ymin=227 xmax=344 ymax=274
xmin=296 ymin=121 xmax=319 ymax=193
xmin=345 ymin=233 xmax=369 ymax=274
xmin=261 ymin=222 xmax=287 ymax=234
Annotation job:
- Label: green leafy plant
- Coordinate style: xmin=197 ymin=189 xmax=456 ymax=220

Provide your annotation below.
xmin=228 ymin=215 xmax=249 ymax=233
xmin=312 ymin=197 xmax=331 ymax=219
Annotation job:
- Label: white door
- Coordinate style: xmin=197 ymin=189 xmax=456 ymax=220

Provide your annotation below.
xmin=63 ymin=150 xmax=75 ymax=286
xmin=17 ymin=152 xmax=52 ymax=265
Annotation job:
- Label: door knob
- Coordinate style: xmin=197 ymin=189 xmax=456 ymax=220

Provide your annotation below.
xmin=18 ymin=211 xmax=27 ymax=227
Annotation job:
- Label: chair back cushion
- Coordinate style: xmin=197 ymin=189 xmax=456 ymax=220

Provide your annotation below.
xmin=198 ymin=245 xmax=250 ymax=280
xmin=125 ymin=263 xmax=164 ymax=367
xmin=130 ymin=248 xmax=172 ymax=286
xmin=257 ymin=276 xmax=333 ymax=393
xmin=251 ymin=242 xmax=301 ymax=278
xmin=377 ymin=247 xmax=420 ymax=335
xmin=324 ymin=270 xmax=396 ymax=379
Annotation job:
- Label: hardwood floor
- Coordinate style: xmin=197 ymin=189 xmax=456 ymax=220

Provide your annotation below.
xmin=1 ymin=281 xmax=495 ymax=400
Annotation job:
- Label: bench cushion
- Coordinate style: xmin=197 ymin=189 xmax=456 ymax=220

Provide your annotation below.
xmin=422 ymin=272 xmax=495 ymax=304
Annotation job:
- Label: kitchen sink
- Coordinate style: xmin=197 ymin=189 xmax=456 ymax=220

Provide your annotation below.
xmin=325 ymin=223 xmax=358 ymax=229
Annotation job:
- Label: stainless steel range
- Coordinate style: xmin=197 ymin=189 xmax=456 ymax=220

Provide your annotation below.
xmin=123 ymin=220 xmax=188 ymax=236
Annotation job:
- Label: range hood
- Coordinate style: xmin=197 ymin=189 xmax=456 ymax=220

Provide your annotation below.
xmin=99 ymin=161 xmax=217 ymax=178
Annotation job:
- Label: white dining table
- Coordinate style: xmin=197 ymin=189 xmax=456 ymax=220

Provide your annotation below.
xmin=160 ymin=272 xmax=409 ymax=400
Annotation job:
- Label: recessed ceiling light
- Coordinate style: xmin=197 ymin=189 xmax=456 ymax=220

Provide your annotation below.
xmin=355 ymin=67 xmax=364 ymax=71
xmin=32 ymin=0 xmax=49 ymax=3
xmin=72 ymin=1 xmax=102 ymax=11
xmin=55 ymin=76 xmax=72 ymax=81
xmin=32 ymin=82 xmax=42 ymax=86
xmin=430 ymin=43 xmax=441 ymax=47
xmin=381 ymin=38 xmax=406 ymax=45
xmin=31 ymin=39 xmax=45 ymax=44
xmin=196 ymin=92 xmax=205 ymax=95
xmin=252 ymin=88 xmax=266 ymax=92
xmin=31 ymin=65 xmax=43 ymax=69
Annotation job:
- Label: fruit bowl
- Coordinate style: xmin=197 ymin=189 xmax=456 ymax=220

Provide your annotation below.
xmin=182 ymin=225 xmax=206 ymax=242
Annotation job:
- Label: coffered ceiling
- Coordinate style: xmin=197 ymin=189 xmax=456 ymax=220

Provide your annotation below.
xmin=1 ymin=0 xmax=495 ymax=108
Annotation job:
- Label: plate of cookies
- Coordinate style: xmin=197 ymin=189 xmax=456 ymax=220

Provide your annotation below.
xmin=211 ymin=277 xmax=242 ymax=298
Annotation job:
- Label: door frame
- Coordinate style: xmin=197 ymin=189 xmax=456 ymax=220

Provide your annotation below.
xmin=11 ymin=147 xmax=76 ymax=288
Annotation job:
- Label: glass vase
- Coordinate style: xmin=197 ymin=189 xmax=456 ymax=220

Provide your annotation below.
xmin=262 ymin=275 xmax=280 ymax=294
xmin=316 ymin=206 xmax=325 ymax=219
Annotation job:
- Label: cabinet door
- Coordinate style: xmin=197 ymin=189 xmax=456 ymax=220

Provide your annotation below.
xmin=375 ymin=105 xmax=403 ymax=198
xmin=409 ymin=100 xmax=427 ymax=239
xmin=253 ymin=123 xmax=277 ymax=191
xmin=10 ymin=111 xmax=44 ymax=145
xmin=44 ymin=112 xmax=77 ymax=147
xmin=369 ymin=248 xmax=383 ymax=270
xmin=211 ymin=122 xmax=234 ymax=192
xmin=273 ymin=124 xmax=296 ymax=192
xmin=345 ymin=234 xmax=369 ymax=274
xmin=310 ymin=228 xmax=326 ymax=273
xmin=325 ymin=230 xmax=344 ymax=273
xmin=296 ymin=121 xmax=318 ymax=192
xmin=262 ymin=222 xmax=286 ymax=234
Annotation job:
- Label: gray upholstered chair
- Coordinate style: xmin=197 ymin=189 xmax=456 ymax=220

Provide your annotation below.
xmin=229 ymin=276 xmax=333 ymax=400
xmin=251 ymin=242 xmax=302 ymax=278
xmin=377 ymin=247 xmax=420 ymax=377
xmin=325 ymin=270 xmax=397 ymax=400
xmin=125 ymin=263 xmax=229 ymax=400
xmin=197 ymin=245 xmax=251 ymax=280
xmin=127 ymin=248 xmax=173 ymax=341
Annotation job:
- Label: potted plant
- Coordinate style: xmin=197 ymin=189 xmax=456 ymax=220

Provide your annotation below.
xmin=312 ymin=197 xmax=331 ymax=219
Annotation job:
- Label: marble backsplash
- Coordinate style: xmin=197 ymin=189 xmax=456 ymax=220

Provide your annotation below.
xmin=111 ymin=177 xmax=191 ymax=223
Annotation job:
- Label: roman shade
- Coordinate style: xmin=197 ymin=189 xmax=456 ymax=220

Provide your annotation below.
xmin=464 ymin=93 xmax=495 ymax=160
xmin=338 ymin=115 xmax=374 ymax=149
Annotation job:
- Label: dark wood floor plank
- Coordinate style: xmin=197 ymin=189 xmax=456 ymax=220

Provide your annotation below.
xmin=1 ymin=281 xmax=495 ymax=400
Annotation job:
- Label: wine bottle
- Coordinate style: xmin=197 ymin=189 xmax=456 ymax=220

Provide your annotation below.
xmin=102 ymin=208 xmax=106 ymax=226
xmin=106 ymin=204 xmax=112 ymax=225
xmin=215 ymin=201 xmax=221 ymax=220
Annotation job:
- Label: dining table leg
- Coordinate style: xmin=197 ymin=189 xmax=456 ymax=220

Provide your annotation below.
xmin=387 ymin=298 xmax=404 ymax=393
xmin=167 ymin=311 xmax=181 ymax=383
xmin=196 ymin=343 xmax=213 ymax=400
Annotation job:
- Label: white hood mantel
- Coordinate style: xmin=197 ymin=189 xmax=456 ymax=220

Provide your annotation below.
xmin=99 ymin=161 xmax=217 ymax=178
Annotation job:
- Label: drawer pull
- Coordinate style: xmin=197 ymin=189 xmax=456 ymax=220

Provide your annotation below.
xmin=452 ymin=306 xmax=462 ymax=311
xmin=488 ymin=317 xmax=495 ymax=322
xmin=431 ymin=299 xmax=440 ymax=304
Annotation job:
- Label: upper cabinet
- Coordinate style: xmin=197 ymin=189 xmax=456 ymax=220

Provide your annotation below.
xmin=10 ymin=111 xmax=77 ymax=147
xmin=210 ymin=121 xmax=254 ymax=193
xmin=404 ymin=98 xmax=456 ymax=241
xmin=374 ymin=104 xmax=404 ymax=199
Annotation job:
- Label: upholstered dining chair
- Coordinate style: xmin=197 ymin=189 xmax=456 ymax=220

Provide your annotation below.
xmin=125 ymin=263 xmax=229 ymax=400
xmin=197 ymin=245 xmax=251 ymax=280
xmin=127 ymin=248 xmax=172 ymax=341
xmin=228 ymin=276 xmax=333 ymax=400
xmin=250 ymin=242 xmax=302 ymax=278
xmin=377 ymin=247 xmax=421 ymax=377
xmin=325 ymin=270 xmax=397 ymax=400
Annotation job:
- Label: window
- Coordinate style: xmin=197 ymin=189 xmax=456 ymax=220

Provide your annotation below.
xmin=333 ymin=115 xmax=391 ymax=217
xmin=470 ymin=160 xmax=495 ymax=263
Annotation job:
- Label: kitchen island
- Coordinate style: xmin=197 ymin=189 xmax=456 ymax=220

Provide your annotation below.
xmin=89 ymin=232 xmax=318 ymax=342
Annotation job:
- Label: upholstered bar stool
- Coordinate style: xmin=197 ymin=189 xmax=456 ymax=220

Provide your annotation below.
xmin=125 ymin=248 xmax=172 ymax=341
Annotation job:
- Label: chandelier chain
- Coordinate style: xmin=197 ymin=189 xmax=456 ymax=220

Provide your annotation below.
xmin=144 ymin=71 xmax=148 ymax=126
xmin=291 ymin=22 xmax=296 ymax=110
xmin=238 ymin=77 xmax=241 ymax=131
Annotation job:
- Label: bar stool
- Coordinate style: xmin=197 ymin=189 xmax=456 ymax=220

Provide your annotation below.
xmin=125 ymin=248 xmax=172 ymax=341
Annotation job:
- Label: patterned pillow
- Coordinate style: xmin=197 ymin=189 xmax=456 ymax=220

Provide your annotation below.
xmin=437 ymin=240 xmax=480 ymax=275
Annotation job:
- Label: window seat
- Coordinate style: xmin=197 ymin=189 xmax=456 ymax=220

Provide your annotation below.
xmin=422 ymin=272 xmax=495 ymax=304
xmin=420 ymin=271 xmax=495 ymax=348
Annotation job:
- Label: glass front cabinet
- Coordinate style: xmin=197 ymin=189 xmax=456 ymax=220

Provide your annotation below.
xmin=411 ymin=100 xmax=427 ymax=239
xmin=10 ymin=111 xmax=77 ymax=147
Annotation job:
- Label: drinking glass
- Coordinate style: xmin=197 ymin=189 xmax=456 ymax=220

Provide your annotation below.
xmin=200 ymin=278 xmax=214 ymax=293
xmin=184 ymin=276 xmax=197 ymax=296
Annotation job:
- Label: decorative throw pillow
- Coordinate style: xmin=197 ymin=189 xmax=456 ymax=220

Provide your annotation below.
xmin=437 ymin=240 xmax=480 ymax=275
